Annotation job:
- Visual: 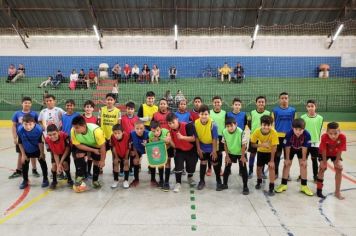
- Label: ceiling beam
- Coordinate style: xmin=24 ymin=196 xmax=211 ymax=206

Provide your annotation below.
xmin=2 ymin=0 xmax=29 ymax=37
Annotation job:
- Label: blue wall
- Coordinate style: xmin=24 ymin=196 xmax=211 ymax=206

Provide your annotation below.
xmin=1 ymin=56 xmax=356 ymax=78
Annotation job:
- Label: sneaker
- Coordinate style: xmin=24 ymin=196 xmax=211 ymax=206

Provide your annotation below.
xmin=32 ymin=169 xmax=40 ymax=178
xmin=182 ymin=170 xmax=186 ymax=176
xmin=75 ymin=176 xmax=84 ymax=186
xmin=9 ymin=170 xmax=22 ymax=179
xmin=206 ymin=168 xmax=212 ymax=176
xmin=19 ymin=180 xmax=29 ymax=189
xmin=41 ymin=178 xmax=49 ymax=188
xmin=216 ymin=183 xmax=223 ymax=191
xmin=163 ymin=183 xmax=170 ymax=192
xmin=221 ymin=184 xmax=228 ymax=190
xmin=275 ymin=184 xmax=288 ymax=193
xmin=123 ymin=180 xmax=129 ymax=189
xmin=300 ymin=185 xmax=314 ymax=196
xmin=50 ymin=181 xmax=57 ymax=190
xmin=111 ymin=181 xmax=119 ymax=189
xmin=129 ymin=179 xmax=140 ymax=187
xmin=158 ymin=181 xmax=164 ymax=189
xmin=173 ymin=183 xmax=181 ymax=193
xmin=150 ymin=180 xmax=159 ymax=187
xmin=243 ymin=187 xmax=250 ymax=195
xmin=67 ymin=180 xmax=74 ymax=187
xmin=255 ymin=183 xmax=261 ymax=190
xmin=268 ymin=189 xmax=275 ymax=196
xmin=197 ymin=181 xmax=205 ymax=190
xmin=188 ymin=177 xmax=196 ymax=186
xmin=58 ymin=172 xmax=65 ymax=180
xmin=317 ymin=190 xmax=326 ymax=199
xmin=248 ymin=172 xmax=253 ymax=179
xmin=92 ymin=181 xmax=102 ymax=189
xmin=119 ymin=172 xmax=124 ymax=177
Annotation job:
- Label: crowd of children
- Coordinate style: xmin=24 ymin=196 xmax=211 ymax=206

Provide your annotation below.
xmin=9 ymin=91 xmax=347 ymax=200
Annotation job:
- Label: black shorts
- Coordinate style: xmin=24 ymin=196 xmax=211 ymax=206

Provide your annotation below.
xmin=229 ymin=154 xmax=247 ymax=163
xmin=25 ymin=151 xmax=41 ymax=158
xmin=248 ymin=139 xmax=257 ymax=153
xmin=51 ymin=153 xmax=70 ymax=164
xmin=72 ymin=146 xmax=101 ymax=161
xmin=257 ymin=152 xmax=273 ymax=167
xmin=167 ymin=147 xmax=175 ymax=158
xmin=277 ymin=137 xmax=285 ymax=153
xmin=105 ymin=140 xmax=112 ymax=152
xmin=318 ymin=156 xmax=343 ymax=162
xmin=307 ymin=147 xmax=320 ymax=158
xmin=286 ymin=148 xmax=303 ymax=160
xmin=174 ymin=149 xmax=198 ymax=174
xmin=200 ymin=152 xmax=222 ymax=165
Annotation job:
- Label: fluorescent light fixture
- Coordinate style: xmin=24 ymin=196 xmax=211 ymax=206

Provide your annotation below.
xmin=252 ymin=24 xmax=259 ymax=41
xmin=174 ymin=24 xmax=178 ymax=41
xmin=332 ymin=24 xmax=344 ymax=41
xmin=93 ymin=25 xmax=100 ymax=41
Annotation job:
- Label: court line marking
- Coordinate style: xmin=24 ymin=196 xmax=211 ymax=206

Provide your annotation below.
xmin=327 ymin=163 xmax=356 ymax=184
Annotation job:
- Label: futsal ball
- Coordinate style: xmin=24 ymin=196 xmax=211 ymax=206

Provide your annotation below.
xmin=73 ymin=181 xmax=87 ymax=193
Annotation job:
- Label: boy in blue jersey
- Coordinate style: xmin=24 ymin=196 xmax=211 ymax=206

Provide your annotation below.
xmin=175 ymin=99 xmax=192 ymax=123
xmin=226 ymin=97 xmax=247 ymax=131
xmin=272 ymin=92 xmax=296 ymax=178
xmin=10 ymin=97 xmax=40 ymax=179
xmin=196 ymin=104 xmax=220 ymax=190
xmin=130 ymin=120 xmax=149 ymax=187
xmin=17 ymin=114 xmax=49 ymax=189
xmin=61 ymin=99 xmax=80 ymax=136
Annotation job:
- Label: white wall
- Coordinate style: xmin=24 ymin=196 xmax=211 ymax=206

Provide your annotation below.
xmin=0 ymin=35 xmax=355 ymax=57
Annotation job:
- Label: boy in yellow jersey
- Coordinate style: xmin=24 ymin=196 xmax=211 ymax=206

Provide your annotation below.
xmin=195 ymin=104 xmax=220 ymax=191
xmin=250 ymin=115 xmax=279 ymax=196
xmin=98 ymin=93 xmax=121 ymax=173
xmin=219 ymin=62 xmax=232 ymax=83
xmin=71 ymin=116 xmax=106 ymax=189
xmin=137 ymin=91 xmax=158 ymax=130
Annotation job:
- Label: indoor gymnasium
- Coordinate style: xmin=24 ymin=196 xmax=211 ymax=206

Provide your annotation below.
xmin=0 ymin=1 xmax=356 ymax=236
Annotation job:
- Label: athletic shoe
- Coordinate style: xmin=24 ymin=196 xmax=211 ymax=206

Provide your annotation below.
xmin=50 ymin=181 xmax=57 ymax=190
xmin=317 ymin=190 xmax=326 ymax=199
xmin=32 ymin=169 xmax=40 ymax=178
xmin=255 ymin=183 xmax=261 ymax=190
xmin=243 ymin=187 xmax=250 ymax=195
xmin=41 ymin=178 xmax=49 ymax=188
xmin=300 ymin=185 xmax=314 ymax=196
xmin=197 ymin=181 xmax=205 ymax=190
xmin=188 ymin=177 xmax=196 ymax=186
xmin=92 ymin=181 xmax=102 ymax=189
xmin=19 ymin=180 xmax=29 ymax=189
xmin=123 ymin=180 xmax=129 ymax=189
xmin=268 ymin=189 xmax=275 ymax=196
xmin=220 ymin=184 xmax=228 ymax=190
xmin=216 ymin=183 xmax=223 ymax=191
xmin=158 ymin=181 xmax=164 ymax=189
xmin=163 ymin=183 xmax=170 ymax=192
xmin=111 ymin=181 xmax=119 ymax=189
xmin=129 ymin=179 xmax=139 ymax=187
xmin=173 ymin=183 xmax=181 ymax=193
xmin=75 ymin=176 xmax=84 ymax=186
xmin=275 ymin=184 xmax=288 ymax=193
xmin=9 ymin=170 xmax=22 ymax=179
xmin=119 ymin=172 xmax=124 ymax=177
xmin=150 ymin=180 xmax=159 ymax=187
xmin=206 ymin=168 xmax=212 ymax=176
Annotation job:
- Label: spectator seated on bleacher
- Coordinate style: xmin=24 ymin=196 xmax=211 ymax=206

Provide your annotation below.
xmin=86 ymin=68 xmax=98 ymax=89
xmin=99 ymin=63 xmax=109 ymax=80
xmin=77 ymin=69 xmax=86 ymax=89
xmin=219 ymin=62 xmax=232 ymax=83
xmin=140 ymin=64 xmax=150 ymax=83
xmin=169 ymin=66 xmax=177 ymax=83
xmin=319 ymin=64 xmax=330 ymax=79
xmin=233 ymin=63 xmax=245 ymax=83
xmin=123 ymin=63 xmax=131 ymax=83
xmin=69 ymin=69 xmax=78 ymax=90
xmin=131 ymin=64 xmax=139 ymax=82
xmin=9 ymin=64 xmax=26 ymax=83
xmin=6 ymin=64 xmax=16 ymax=83
xmin=151 ymin=64 xmax=160 ymax=84
xmin=51 ymin=70 xmax=63 ymax=89
xmin=38 ymin=76 xmax=53 ymax=88
xmin=112 ymin=64 xmax=121 ymax=82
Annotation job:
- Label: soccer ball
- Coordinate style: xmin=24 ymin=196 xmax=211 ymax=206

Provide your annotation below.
xmin=73 ymin=181 xmax=87 ymax=193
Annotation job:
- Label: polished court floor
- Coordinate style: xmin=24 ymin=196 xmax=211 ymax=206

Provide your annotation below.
xmin=0 ymin=128 xmax=355 ymax=236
